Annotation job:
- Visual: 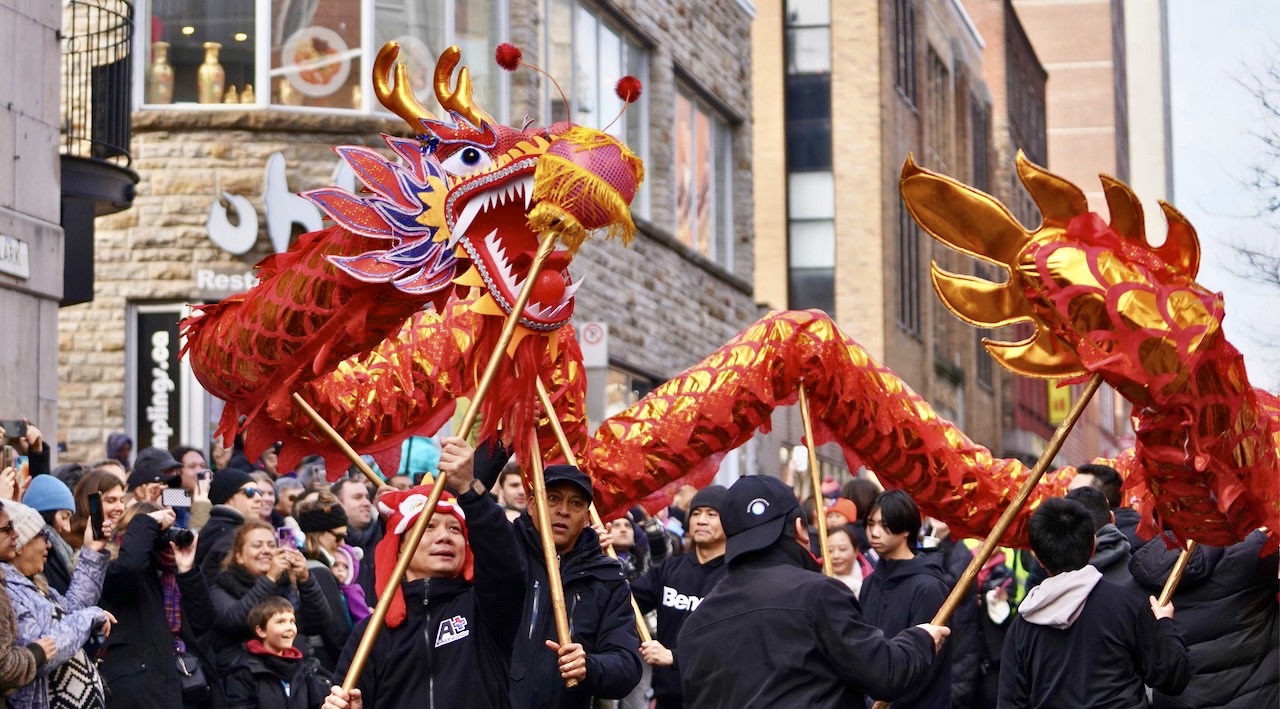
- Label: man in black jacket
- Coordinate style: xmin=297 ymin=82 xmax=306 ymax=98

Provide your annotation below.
xmin=1068 ymin=463 xmax=1145 ymax=551
xmin=508 ymin=465 xmax=643 ymax=709
xmin=632 ymin=484 xmax=728 ymax=709
xmin=325 ymin=436 xmax=527 ymax=708
xmin=195 ymin=468 xmax=265 ymax=577
xmin=678 ymin=475 xmax=948 ymax=708
xmin=850 ymin=489 xmax=953 ymax=708
xmin=998 ymin=497 xmax=1190 ymax=707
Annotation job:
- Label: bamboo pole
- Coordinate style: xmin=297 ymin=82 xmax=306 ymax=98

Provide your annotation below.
xmin=1157 ymin=540 xmax=1198 ymax=606
xmin=339 ymin=481 xmax=446 ymax=693
xmin=527 ymin=435 xmax=579 ymax=688
xmin=534 ymin=377 xmax=654 ymax=643
xmin=872 ymin=374 xmax=1102 ymax=709
xmin=292 ymin=393 xmax=384 ymax=489
xmin=797 ymin=383 xmax=833 ymax=577
xmin=339 ymin=231 xmax=561 ymax=692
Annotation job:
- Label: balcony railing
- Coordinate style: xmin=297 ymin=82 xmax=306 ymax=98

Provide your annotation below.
xmin=61 ymin=0 xmax=134 ymax=166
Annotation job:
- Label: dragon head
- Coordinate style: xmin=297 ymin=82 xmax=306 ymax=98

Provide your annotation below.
xmin=900 ymin=152 xmax=1215 ymax=407
xmin=305 ymin=43 xmax=643 ymax=338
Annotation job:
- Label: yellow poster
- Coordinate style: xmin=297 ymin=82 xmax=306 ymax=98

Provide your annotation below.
xmin=1047 ymin=380 xmax=1072 ymax=424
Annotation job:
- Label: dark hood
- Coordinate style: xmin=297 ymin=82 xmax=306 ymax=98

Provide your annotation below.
xmin=1091 ymin=524 xmax=1132 ymax=571
xmin=875 ymin=550 xmax=950 ymax=586
xmin=1129 ymin=534 xmax=1225 ymax=593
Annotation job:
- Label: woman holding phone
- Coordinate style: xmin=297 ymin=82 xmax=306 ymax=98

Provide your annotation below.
xmin=69 ymin=473 xmax=127 ymax=552
xmin=2 ymin=500 xmax=114 ymax=708
xmin=208 ymin=520 xmax=333 ymax=670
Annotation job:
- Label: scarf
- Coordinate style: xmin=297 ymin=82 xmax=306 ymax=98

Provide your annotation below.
xmin=156 ymin=550 xmax=183 ymax=635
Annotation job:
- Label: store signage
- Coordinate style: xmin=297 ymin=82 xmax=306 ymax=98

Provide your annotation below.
xmin=135 ymin=309 xmax=183 ymax=451
xmin=194 ymin=267 xmax=262 ymax=299
xmin=0 ymin=234 xmax=30 ymax=280
xmin=206 ymin=152 xmax=354 ymax=257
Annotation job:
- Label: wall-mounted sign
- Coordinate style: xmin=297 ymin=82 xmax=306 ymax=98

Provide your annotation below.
xmin=578 ymin=322 xmax=608 ymax=368
xmin=0 ymin=235 xmax=30 ymax=280
xmin=195 ymin=267 xmax=262 ymax=299
xmin=135 ymin=309 xmax=182 ymax=451
xmin=206 ymin=152 xmax=355 ymax=258
xmin=1047 ymin=379 xmax=1072 ymax=425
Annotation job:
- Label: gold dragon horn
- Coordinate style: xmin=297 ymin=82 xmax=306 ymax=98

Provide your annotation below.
xmin=901 ymin=154 xmax=1087 ymax=379
xmin=1015 ymin=150 xmax=1088 ymax=228
xmin=374 ymin=42 xmax=436 ymax=128
xmin=434 ymin=46 xmax=496 ymax=127
xmin=1156 ymin=201 xmax=1201 ymax=279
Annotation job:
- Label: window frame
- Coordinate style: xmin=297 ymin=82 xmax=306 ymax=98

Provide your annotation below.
xmin=132 ymin=0 xmax=510 ymax=121
xmin=673 ymin=79 xmax=735 ymax=272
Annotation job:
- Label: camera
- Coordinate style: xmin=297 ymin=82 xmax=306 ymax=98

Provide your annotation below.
xmin=158 ymin=527 xmax=196 ymax=549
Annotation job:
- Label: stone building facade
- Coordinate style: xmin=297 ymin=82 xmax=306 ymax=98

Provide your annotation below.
xmin=1 ymin=0 xmax=63 ymax=438
xmin=57 ymin=0 xmax=762 ymax=473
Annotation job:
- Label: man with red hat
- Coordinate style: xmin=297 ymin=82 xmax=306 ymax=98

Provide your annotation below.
xmin=323 ymin=436 xmax=526 ymax=709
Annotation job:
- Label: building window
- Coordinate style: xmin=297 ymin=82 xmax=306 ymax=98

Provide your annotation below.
xmin=605 ymin=367 xmax=656 ymax=418
xmin=897 ymin=196 xmax=922 ymax=337
xmin=973 ymin=264 xmax=998 ymax=390
xmin=894 ymin=0 xmax=917 ymax=105
xmin=674 ymin=83 xmax=734 ymax=269
xmin=787 ymin=172 xmax=835 ymax=313
xmin=138 ymin=0 xmax=507 ymax=116
xmin=543 ymin=0 xmax=649 ymax=216
xmin=785 ymin=0 xmax=831 ymax=74
xmin=970 ymin=98 xmax=991 ymax=192
xmin=925 ymin=49 xmax=951 ymax=171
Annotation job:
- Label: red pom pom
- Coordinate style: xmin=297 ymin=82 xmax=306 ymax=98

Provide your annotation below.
xmin=615 ymin=76 xmax=642 ymax=103
xmin=495 ymin=43 xmax=522 ymax=72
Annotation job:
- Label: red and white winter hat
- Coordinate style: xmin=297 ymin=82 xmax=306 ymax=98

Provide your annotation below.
xmin=374 ymin=484 xmax=472 ymax=628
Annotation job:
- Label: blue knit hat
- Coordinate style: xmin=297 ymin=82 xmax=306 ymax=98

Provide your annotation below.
xmin=22 ymin=475 xmax=75 ymax=513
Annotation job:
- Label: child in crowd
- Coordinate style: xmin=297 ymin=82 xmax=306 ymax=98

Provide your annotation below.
xmin=223 ymin=596 xmax=332 ymax=709
xmin=331 ymin=545 xmax=370 ymax=624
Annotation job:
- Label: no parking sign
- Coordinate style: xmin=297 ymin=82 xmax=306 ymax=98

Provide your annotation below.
xmin=579 ymin=322 xmax=608 ymax=368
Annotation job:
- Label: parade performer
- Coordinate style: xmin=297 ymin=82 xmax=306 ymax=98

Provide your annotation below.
xmin=325 ymin=436 xmax=525 ymax=709
xmin=631 ymin=485 xmax=729 ymax=709
xmin=184 ymin=42 xmax=1278 ymax=597
xmin=677 ymin=475 xmax=950 ymax=707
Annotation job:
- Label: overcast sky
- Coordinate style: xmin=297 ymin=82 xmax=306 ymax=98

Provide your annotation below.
xmin=1168 ymin=0 xmax=1280 ymax=392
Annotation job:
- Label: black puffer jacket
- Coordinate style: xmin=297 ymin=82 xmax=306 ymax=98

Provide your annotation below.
xmin=677 ymin=542 xmax=936 ymax=708
xmin=97 ymin=515 xmax=216 ymax=709
xmin=859 ymin=552 xmax=952 ymax=708
xmin=508 ymin=515 xmax=643 ymax=708
xmin=332 ymin=489 xmax=526 ymax=708
xmin=208 ymin=565 xmax=334 ymax=670
xmin=1129 ymin=530 xmax=1279 ymax=709
xmin=222 ymin=644 xmax=331 ymax=709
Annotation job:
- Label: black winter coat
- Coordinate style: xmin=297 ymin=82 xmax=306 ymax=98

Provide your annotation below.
xmin=98 ymin=515 xmax=216 ymax=709
xmin=508 ymin=515 xmax=643 ymax=709
xmin=934 ymin=540 xmax=981 ymax=709
xmin=222 ymin=644 xmax=332 ymax=709
xmin=677 ymin=542 xmax=936 ymax=708
xmin=1113 ymin=506 xmax=1147 ymax=552
xmin=196 ymin=506 xmax=246 ymax=579
xmin=631 ymin=551 xmax=726 ymax=709
xmin=300 ymin=561 xmax=350 ymax=670
xmin=1129 ymin=530 xmax=1278 ymax=709
xmin=208 ymin=565 xmax=334 ymax=670
xmin=998 ymin=577 xmax=1190 ymax=708
xmin=859 ymin=553 xmax=952 ymax=709
xmin=333 ymin=489 xmax=526 ymax=708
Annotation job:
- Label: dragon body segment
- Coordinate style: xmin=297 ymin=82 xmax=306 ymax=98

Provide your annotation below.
xmin=183 ymin=45 xmax=1278 ymax=551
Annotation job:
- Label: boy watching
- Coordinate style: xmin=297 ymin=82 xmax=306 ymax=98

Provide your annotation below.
xmin=224 ymin=596 xmax=331 ymax=708
xmin=998 ymin=498 xmax=1190 ymax=708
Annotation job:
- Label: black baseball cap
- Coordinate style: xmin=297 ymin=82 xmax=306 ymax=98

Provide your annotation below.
xmin=127 ymin=447 xmax=182 ymax=491
xmin=543 ymin=465 xmax=594 ymax=503
xmin=721 ymin=475 xmax=802 ymax=563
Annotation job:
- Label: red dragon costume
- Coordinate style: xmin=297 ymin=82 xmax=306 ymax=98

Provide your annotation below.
xmin=183 ymin=43 xmax=1279 ymax=551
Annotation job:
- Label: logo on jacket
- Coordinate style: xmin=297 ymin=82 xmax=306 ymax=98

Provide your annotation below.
xmin=435 ymin=614 xmax=470 ymax=647
xmin=662 ymin=586 xmax=704 ymax=611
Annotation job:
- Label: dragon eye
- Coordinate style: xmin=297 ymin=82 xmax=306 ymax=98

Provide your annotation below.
xmin=441 ymin=146 xmax=493 ymax=175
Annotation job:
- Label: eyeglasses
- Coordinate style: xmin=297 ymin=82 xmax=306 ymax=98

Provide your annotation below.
xmin=327 ymin=530 xmax=347 ymax=543
xmin=239 ymin=487 xmax=262 ymax=498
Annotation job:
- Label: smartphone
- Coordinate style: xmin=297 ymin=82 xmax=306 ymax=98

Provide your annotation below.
xmin=196 ymin=469 xmax=210 ymax=482
xmin=161 ymin=488 xmax=193 ymax=509
xmin=0 ymin=446 xmax=12 ymax=472
xmin=87 ymin=492 xmax=105 ymax=541
xmin=277 ymin=527 xmax=295 ymax=549
xmin=0 ymin=420 xmax=25 ymax=442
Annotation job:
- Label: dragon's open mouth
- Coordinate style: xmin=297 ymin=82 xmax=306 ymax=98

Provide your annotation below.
xmin=447 ymin=157 xmax=579 ymax=330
